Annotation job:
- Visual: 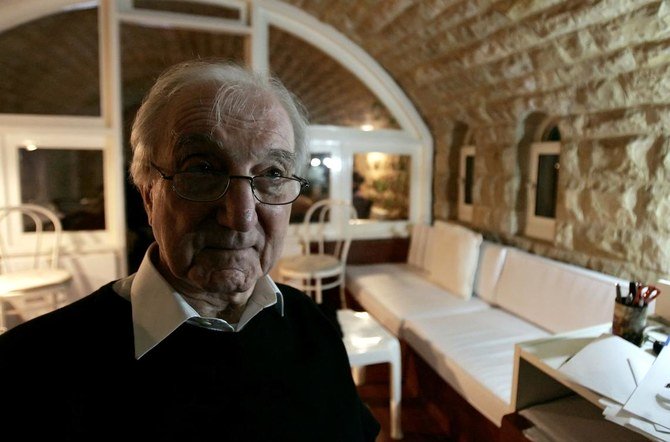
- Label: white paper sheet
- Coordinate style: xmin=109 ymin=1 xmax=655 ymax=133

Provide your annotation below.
xmin=624 ymin=346 xmax=670 ymax=432
xmin=519 ymin=395 xmax=648 ymax=441
xmin=603 ymin=402 xmax=670 ymax=441
xmin=558 ymin=334 xmax=656 ymax=404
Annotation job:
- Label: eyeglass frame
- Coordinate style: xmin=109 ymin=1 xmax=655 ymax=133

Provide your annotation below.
xmin=150 ymin=162 xmax=310 ymax=205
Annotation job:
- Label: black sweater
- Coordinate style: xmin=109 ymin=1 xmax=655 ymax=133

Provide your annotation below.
xmin=0 ymin=282 xmax=380 ymax=441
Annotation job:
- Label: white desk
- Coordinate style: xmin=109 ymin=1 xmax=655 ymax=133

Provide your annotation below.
xmin=337 ymin=309 xmax=403 ymax=440
xmin=512 ymin=323 xmax=612 ymax=412
xmin=511 ymin=322 xmax=668 ymax=440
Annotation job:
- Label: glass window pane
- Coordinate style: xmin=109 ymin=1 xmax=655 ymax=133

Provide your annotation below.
xmin=291 ymin=153 xmax=331 ymax=224
xmin=269 ymin=27 xmax=398 ymax=130
xmin=121 ymin=24 xmax=246 ymax=110
xmin=352 ymin=170 xmax=373 ymax=219
xmin=0 ymin=7 xmax=100 ymax=115
xmin=121 ymin=24 xmax=247 ymax=266
xmin=464 ymin=155 xmax=474 ymax=205
xmin=353 ymin=153 xmax=410 ymax=221
xmin=535 ymin=154 xmax=559 ymax=218
xmin=133 ymin=0 xmax=241 ymax=19
xmin=19 ymin=148 xmax=105 ymax=231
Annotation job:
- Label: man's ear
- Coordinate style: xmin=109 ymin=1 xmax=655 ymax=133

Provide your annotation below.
xmin=140 ymin=184 xmax=154 ymax=226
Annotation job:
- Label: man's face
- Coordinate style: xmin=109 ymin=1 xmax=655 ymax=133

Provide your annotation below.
xmin=142 ymin=84 xmax=295 ymax=298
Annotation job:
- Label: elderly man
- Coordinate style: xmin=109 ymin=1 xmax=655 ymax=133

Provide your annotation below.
xmin=0 ymin=60 xmax=380 ymax=441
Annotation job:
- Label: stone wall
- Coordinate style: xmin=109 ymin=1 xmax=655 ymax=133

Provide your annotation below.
xmin=444 ymin=2 xmax=670 ymax=283
xmin=287 ymin=0 xmax=670 ymax=283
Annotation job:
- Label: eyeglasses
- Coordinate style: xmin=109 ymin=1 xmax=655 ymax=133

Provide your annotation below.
xmin=151 ymin=162 xmax=310 ymax=205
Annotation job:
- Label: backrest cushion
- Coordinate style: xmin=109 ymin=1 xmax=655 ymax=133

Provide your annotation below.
xmin=495 ymin=249 xmax=624 ymax=333
xmin=473 ymin=241 xmax=508 ymax=304
xmin=407 ymin=223 xmax=432 ymax=270
xmin=424 ymin=221 xmax=483 ymax=300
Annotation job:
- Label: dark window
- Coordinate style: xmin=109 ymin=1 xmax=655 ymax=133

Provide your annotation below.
xmin=19 ymin=148 xmax=105 ymax=231
xmin=133 ymin=0 xmax=241 ymax=19
xmin=464 ymin=155 xmax=474 ymax=205
xmin=544 ymin=126 xmax=561 ymax=142
xmin=535 ymin=154 xmax=559 ymax=218
xmin=291 ymin=153 xmax=331 ymax=224
xmin=0 ymin=7 xmax=100 ymax=116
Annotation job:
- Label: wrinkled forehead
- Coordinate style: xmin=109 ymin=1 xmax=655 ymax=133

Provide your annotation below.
xmin=167 ymin=82 xmax=284 ymax=126
xmin=163 ymin=82 xmax=295 ymax=154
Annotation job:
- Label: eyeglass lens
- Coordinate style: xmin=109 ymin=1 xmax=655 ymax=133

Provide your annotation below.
xmin=172 ymin=172 xmax=302 ymax=204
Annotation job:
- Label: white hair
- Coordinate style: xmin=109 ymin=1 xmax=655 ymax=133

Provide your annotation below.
xmin=129 ymin=60 xmax=309 ymax=189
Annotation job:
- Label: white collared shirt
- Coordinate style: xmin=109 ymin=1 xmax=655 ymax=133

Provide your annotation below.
xmin=113 ymin=243 xmax=284 ymax=359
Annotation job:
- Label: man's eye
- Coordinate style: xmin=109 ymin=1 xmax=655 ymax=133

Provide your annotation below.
xmin=182 ymin=162 xmax=215 ymax=174
xmin=259 ymin=168 xmax=285 ymax=178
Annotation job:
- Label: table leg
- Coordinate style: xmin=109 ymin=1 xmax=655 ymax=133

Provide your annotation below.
xmin=390 ymin=341 xmax=403 ymax=439
xmin=352 ymin=365 xmax=366 ymax=386
xmin=0 ymin=300 xmax=6 ymax=333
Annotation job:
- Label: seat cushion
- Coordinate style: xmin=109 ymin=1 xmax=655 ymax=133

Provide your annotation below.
xmin=402 ymin=308 xmax=550 ymax=425
xmin=407 ymin=223 xmax=432 ymax=270
xmin=277 ymin=254 xmax=342 ymax=278
xmin=473 ymin=241 xmax=508 ymax=304
xmin=494 ymin=249 xmax=626 ymax=333
xmin=424 ymin=221 xmax=483 ymax=300
xmin=346 ymin=263 xmax=490 ymax=336
xmin=0 ymin=268 xmax=72 ymax=295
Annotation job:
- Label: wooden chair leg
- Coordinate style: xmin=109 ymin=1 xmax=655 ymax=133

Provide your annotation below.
xmin=339 ymin=284 xmax=347 ymax=309
xmin=315 ymin=278 xmax=323 ymax=304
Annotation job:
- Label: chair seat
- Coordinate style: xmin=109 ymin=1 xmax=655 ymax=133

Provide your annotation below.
xmin=277 ymin=199 xmax=356 ymax=307
xmin=278 ymin=254 xmax=343 ymax=278
xmin=0 ymin=268 xmax=72 ymax=297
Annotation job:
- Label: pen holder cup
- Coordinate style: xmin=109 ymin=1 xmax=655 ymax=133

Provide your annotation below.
xmin=612 ymin=302 xmax=648 ymax=346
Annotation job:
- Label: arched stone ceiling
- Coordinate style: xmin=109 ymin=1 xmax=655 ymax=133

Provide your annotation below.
xmin=280 ymin=0 xmax=670 ymax=128
xmin=1 ymin=1 xmax=667 ymax=135
xmin=0 ymin=2 xmax=398 ymax=129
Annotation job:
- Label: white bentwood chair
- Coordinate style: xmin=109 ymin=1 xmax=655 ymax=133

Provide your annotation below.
xmin=277 ymin=198 xmax=357 ymax=308
xmin=0 ymin=204 xmax=73 ymax=332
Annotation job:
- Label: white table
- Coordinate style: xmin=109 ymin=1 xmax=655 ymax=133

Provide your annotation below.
xmin=337 ymin=309 xmax=403 ymax=439
xmin=511 ymin=322 xmax=669 ymax=440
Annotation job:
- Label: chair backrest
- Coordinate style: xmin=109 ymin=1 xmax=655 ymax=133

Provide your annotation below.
xmin=0 ymin=204 xmax=64 ymax=274
xmin=300 ymin=199 xmax=358 ymax=264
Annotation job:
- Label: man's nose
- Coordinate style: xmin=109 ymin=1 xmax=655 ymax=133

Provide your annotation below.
xmin=215 ymin=177 xmax=257 ymax=231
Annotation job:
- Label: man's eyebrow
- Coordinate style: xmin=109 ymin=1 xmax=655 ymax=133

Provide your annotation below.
xmin=267 ymin=148 xmax=297 ymax=165
xmin=173 ymin=133 xmax=296 ymax=165
xmin=174 ymin=132 xmax=222 ymax=149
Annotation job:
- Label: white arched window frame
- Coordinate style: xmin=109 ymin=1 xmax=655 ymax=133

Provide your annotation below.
xmin=251 ymin=0 xmax=432 ymax=242
xmin=0 ymin=0 xmax=433 ymax=275
xmin=526 ymin=136 xmax=560 ymax=241
xmin=458 ymin=145 xmax=475 ymax=223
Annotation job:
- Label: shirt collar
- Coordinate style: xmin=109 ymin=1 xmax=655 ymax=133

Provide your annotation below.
xmin=115 ymin=243 xmax=284 ymax=359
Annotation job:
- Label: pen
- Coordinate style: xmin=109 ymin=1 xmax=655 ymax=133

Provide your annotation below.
xmin=627 ymin=281 xmax=636 ymax=306
xmin=616 ymin=283 xmax=622 ymax=303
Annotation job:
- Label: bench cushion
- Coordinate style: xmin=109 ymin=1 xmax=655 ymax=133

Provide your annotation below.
xmin=407 ymin=223 xmax=432 ymax=270
xmin=346 ymin=263 xmax=490 ymax=336
xmin=495 ymin=249 xmax=624 ymax=333
xmin=425 ymin=221 xmax=483 ymax=300
xmin=473 ymin=241 xmax=508 ymax=304
xmin=402 ymin=308 xmax=550 ymax=425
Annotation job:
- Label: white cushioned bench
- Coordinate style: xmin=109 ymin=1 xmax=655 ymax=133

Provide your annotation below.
xmin=346 ymin=221 xmax=625 ymax=426
xmin=346 ymin=263 xmax=490 ymax=336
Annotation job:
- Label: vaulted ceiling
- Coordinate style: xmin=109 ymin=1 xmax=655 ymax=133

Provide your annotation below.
xmin=0 ymin=1 xmax=666 ymax=136
xmin=0 ymin=2 xmax=400 ymax=130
